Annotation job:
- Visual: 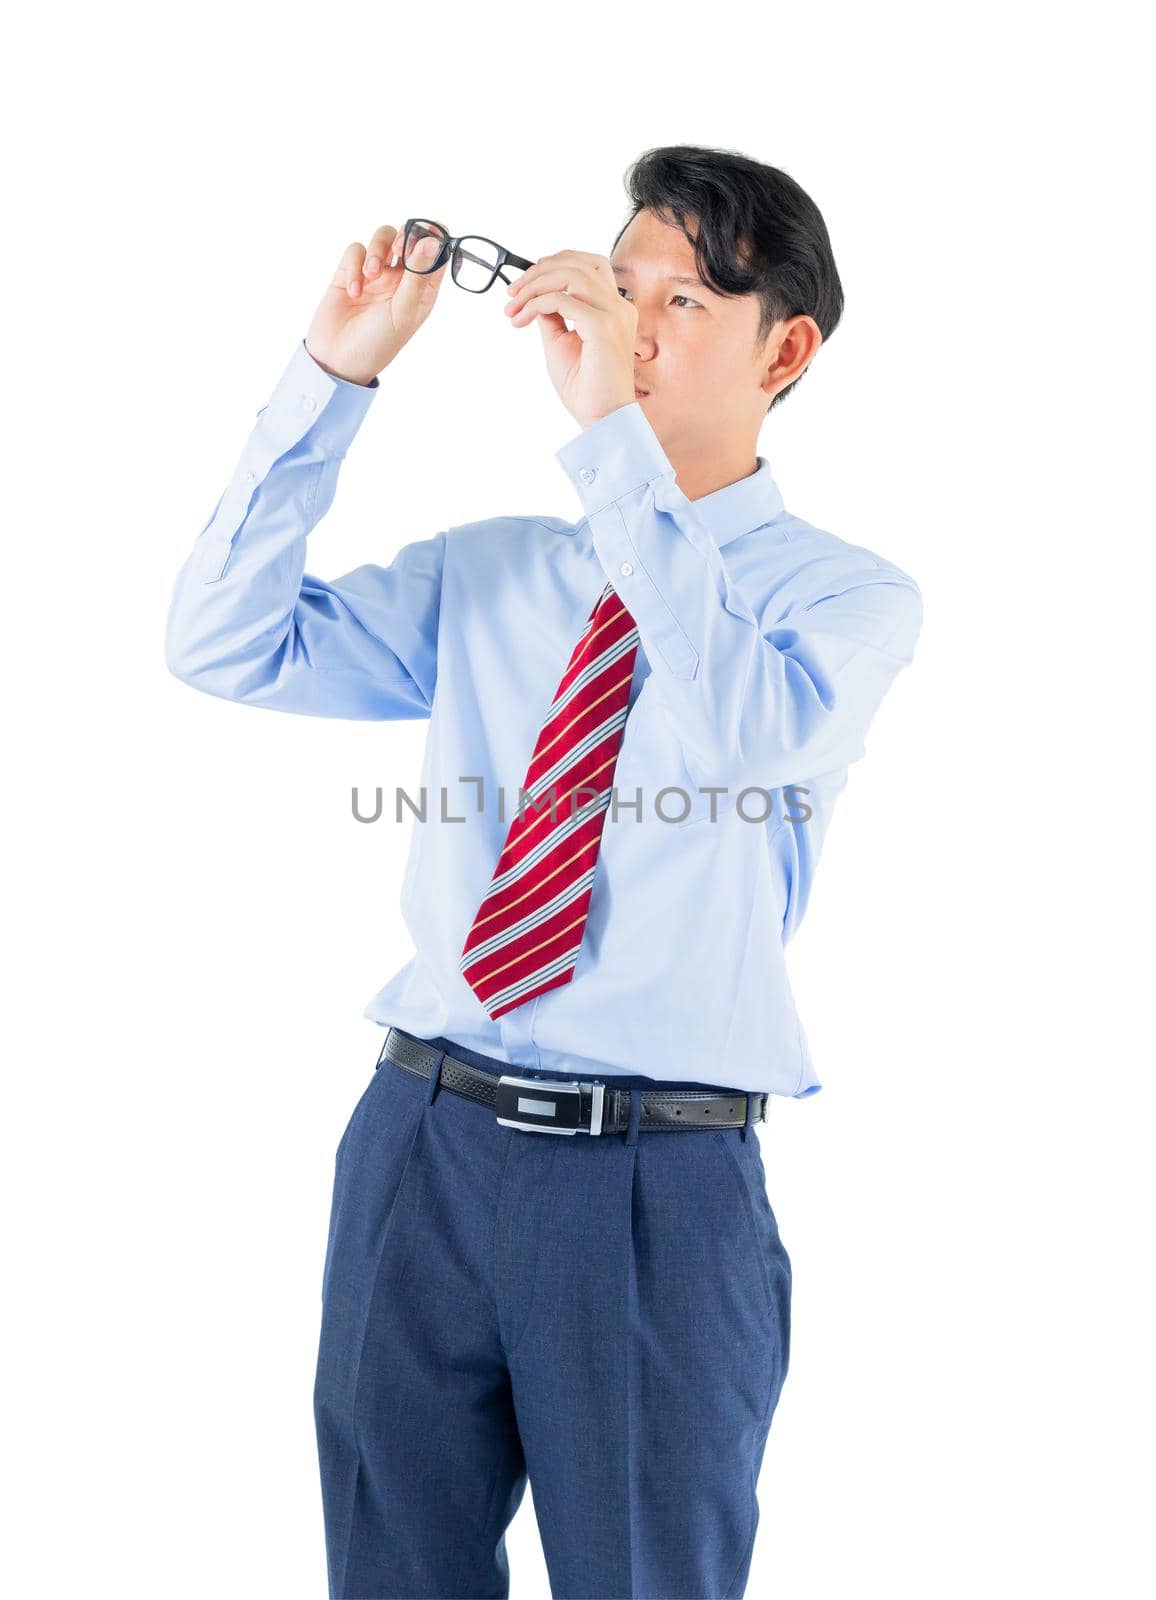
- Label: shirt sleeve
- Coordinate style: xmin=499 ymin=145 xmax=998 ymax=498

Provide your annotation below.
xmin=164 ymin=339 xmax=444 ymax=721
xmin=554 ymin=400 xmax=923 ymax=791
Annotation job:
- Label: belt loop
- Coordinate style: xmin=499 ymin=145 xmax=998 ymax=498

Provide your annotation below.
xmin=426 ymin=1049 xmax=446 ymax=1104
xmin=375 ymin=1026 xmax=392 ymax=1071
xmin=740 ymin=1090 xmax=755 ymax=1142
xmin=624 ymin=1088 xmax=642 ymax=1146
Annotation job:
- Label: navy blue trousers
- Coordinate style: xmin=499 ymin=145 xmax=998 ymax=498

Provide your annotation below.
xmin=313 ymin=1032 xmax=792 ymax=1599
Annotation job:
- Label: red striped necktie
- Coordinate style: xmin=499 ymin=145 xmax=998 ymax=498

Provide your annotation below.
xmin=459 ymin=578 xmax=640 ymax=1019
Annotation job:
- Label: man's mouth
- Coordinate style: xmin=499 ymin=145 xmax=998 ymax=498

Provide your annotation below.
xmin=634 ymin=386 xmax=650 ymax=398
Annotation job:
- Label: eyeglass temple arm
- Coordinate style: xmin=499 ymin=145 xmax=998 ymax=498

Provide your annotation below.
xmin=494 ymin=251 xmax=535 ymax=286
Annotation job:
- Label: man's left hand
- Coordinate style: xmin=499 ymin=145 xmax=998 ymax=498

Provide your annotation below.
xmin=505 ymin=250 xmax=638 ymax=430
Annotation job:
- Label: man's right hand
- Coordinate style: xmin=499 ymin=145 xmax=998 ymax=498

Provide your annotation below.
xmin=304 ymin=223 xmax=449 ymax=387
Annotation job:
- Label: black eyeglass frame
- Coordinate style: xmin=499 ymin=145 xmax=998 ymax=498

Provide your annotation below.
xmin=401 ymin=217 xmax=535 ymax=294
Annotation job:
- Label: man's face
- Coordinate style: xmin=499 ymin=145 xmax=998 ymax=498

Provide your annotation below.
xmin=609 ymin=208 xmax=778 ymax=453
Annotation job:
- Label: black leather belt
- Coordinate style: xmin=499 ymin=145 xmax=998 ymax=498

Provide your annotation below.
xmin=377 ymin=1026 xmax=768 ymax=1136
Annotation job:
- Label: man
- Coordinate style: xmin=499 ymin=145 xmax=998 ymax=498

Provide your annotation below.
xmin=166 ymin=145 xmax=923 ymax=1600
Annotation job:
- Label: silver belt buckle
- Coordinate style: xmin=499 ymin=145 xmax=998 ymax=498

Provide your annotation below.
xmin=494 ymin=1074 xmax=605 ymax=1135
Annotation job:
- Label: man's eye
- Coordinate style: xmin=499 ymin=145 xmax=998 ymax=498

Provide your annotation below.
xmin=617 ymin=288 xmax=700 ymax=309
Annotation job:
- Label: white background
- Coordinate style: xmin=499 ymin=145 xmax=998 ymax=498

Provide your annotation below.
xmin=6 ymin=3 xmax=1152 ymax=1596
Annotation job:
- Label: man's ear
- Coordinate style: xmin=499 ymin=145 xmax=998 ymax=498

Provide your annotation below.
xmin=759 ymin=314 xmax=823 ymax=401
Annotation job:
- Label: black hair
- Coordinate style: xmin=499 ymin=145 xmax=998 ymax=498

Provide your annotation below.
xmin=611 ymin=144 xmax=844 ymax=412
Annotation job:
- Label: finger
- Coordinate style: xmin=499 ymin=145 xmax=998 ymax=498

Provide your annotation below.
xmin=333 ymin=241 xmax=367 ymax=296
xmin=391 ymin=231 xmax=449 ymax=320
xmin=509 ymin=290 xmax=602 ymax=337
xmin=510 ymin=250 xmax=606 ymax=291
xmin=563 ymin=250 xmax=614 ymax=273
xmin=363 ymin=222 xmax=404 ymax=278
xmin=506 ymin=251 xmax=559 ymax=298
xmin=506 ymin=264 xmax=605 ymax=315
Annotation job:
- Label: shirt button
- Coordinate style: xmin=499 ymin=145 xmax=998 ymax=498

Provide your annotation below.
xmin=302 ymin=395 xmax=317 ymax=413
xmin=245 ymin=471 xmax=256 ymax=483
xmin=619 ymin=561 xmax=634 ymax=577
xmin=579 ymin=466 xmax=597 ymax=484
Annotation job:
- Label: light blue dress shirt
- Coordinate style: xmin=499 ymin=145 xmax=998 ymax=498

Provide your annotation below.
xmin=165 ymin=339 xmax=923 ymax=1097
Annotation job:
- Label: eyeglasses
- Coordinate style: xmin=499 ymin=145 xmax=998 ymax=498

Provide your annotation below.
xmin=400 ymin=217 xmax=534 ymax=294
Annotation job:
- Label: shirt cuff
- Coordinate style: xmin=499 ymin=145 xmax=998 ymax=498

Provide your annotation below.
xmin=554 ymin=400 xmax=676 ymax=513
xmin=554 ymin=402 xmax=712 ymax=681
xmin=257 ymin=338 xmax=380 ymax=457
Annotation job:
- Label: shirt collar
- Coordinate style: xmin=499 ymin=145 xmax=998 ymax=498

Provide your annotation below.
xmin=558 ymin=413 xmax=787 ymax=547
xmin=660 ymin=455 xmax=786 ymax=548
